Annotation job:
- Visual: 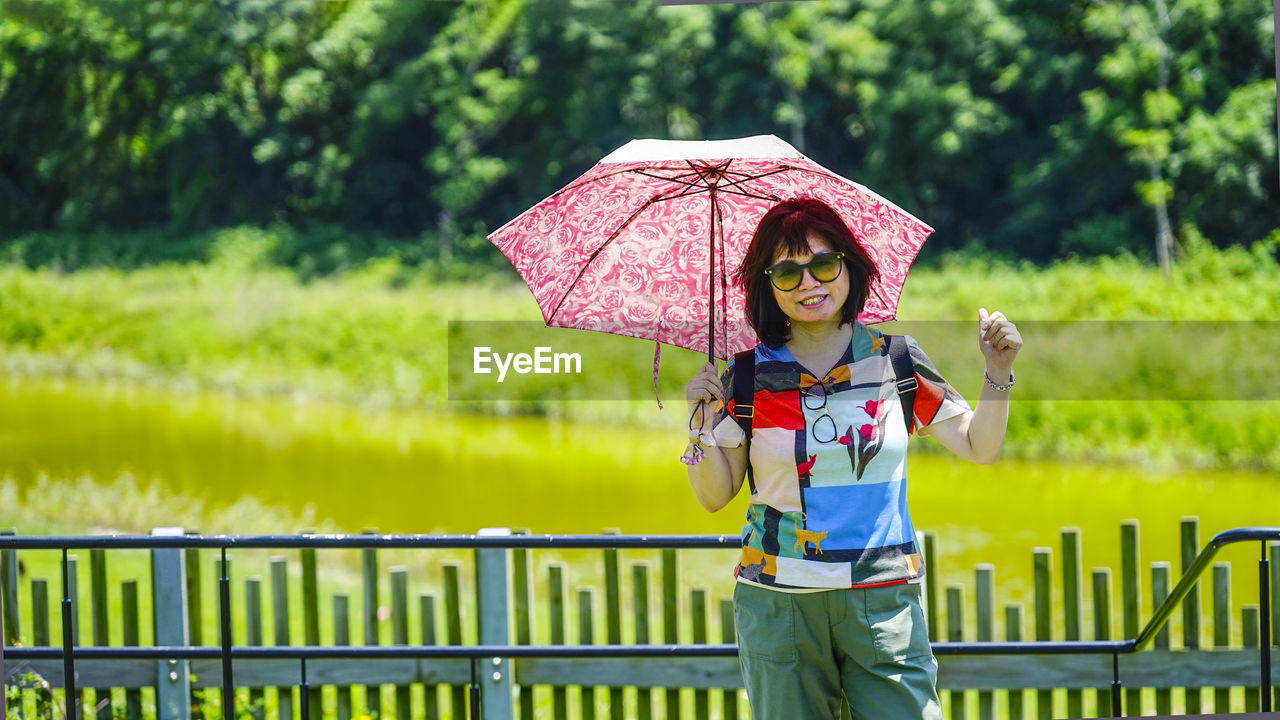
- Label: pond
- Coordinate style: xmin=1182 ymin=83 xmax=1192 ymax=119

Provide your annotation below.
xmin=1 ymin=376 xmax=1276 ymax=641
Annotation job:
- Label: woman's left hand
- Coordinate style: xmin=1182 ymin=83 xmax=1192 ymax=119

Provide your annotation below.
xmin=978 ymin=308 xmax=1021 ymax=372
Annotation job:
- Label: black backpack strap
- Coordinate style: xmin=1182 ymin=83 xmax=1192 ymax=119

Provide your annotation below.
xmin=886 ymin=335 xmax=918 ymax=436
xmin=732 ymin=349 xmax=756 ymax=437
xmin=732 ymin=348 xmax=756 ymax=493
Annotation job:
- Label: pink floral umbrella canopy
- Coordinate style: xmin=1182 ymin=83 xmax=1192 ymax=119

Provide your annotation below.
xmin=488 ymin=135 xmax=933 ymax=360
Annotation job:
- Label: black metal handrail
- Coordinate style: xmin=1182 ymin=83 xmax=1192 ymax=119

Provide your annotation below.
xmin=0 ymin=533 xmax=740 ymax=550
xmin=2 ymin=527 xmax=1276 ymax=718
xmin=2 ymin=643 xmax=741 ymax=659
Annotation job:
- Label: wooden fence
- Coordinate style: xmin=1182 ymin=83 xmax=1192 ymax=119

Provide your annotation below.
xmin=2 ymin=518 xmax=1278 ymax=720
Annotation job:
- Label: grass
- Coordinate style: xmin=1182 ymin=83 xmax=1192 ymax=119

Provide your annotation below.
xmin=2 ymin=229 xmax=1279 ymax=471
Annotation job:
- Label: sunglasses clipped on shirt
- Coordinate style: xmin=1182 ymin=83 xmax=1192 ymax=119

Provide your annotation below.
xmin=763 ymin=252 xmax=845 ymax=292
xmin=801 ymin=380 xmax=839 ymax=444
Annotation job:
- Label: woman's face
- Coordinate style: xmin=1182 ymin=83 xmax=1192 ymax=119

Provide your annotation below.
xmin=768 ymin=231 xmax=850 ymax=329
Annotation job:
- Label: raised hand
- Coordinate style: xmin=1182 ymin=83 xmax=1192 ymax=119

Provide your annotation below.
xmin=978 ymin=308 xmax=1021 ymax=373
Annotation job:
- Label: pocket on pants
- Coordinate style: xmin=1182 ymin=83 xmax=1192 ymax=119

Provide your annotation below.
xmin=733 ymin=582 xmax=797 ymax=663
xmin=867 ymin=582 xmax=933 ymax=664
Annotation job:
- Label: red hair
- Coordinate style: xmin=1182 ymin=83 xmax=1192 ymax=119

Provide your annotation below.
xmin=736 ymin=198 xmax=879 ymax=348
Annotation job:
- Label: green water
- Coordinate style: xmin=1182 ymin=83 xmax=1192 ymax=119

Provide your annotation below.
xmin=2 ymin=376 xmax=1277 ymax=641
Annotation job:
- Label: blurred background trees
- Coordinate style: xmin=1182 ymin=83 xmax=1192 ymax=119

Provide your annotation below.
xmin=0 ymin=0 xmax=1275 ymax=267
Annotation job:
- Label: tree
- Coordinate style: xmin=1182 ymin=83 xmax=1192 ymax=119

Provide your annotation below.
xmin=1081 ymin=0 xmax=1277 ymax=270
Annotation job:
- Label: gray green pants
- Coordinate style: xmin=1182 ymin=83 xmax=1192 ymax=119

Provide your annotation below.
xmin=733 ymin=581 xmax=942 ymax=720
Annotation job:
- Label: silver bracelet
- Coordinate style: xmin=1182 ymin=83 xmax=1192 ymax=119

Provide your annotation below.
xmin=984 ymin=369 xmax=1015 ymax=391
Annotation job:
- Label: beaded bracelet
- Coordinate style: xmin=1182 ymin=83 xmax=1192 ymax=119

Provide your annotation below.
xmin=984 ymin=369 xmax=1015 ymax=391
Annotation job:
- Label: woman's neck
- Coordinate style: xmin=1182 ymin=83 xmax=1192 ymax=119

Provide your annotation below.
xmin=787 ymin=321 xmax=852 ymax=357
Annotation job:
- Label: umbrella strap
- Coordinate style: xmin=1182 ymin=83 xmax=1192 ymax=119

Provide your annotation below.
xmin=733 ymin=349 xmax=757 ymax=493
xmin=732 ymin=349 xmax=756 ymax=437
xmin=653 ymin=342 xmax=663 ymax=409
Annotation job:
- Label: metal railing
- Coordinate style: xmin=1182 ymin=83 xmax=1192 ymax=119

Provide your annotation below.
xmin=2 ymin=527 xmax=1276 ymax=719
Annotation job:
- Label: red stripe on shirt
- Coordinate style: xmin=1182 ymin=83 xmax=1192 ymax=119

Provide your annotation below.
xmin=751 ymin=388 xmax=803 ymax=430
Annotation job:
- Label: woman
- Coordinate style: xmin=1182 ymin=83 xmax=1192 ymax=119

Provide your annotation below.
xmin=683 ymin=198 xmax=1021 ymax=719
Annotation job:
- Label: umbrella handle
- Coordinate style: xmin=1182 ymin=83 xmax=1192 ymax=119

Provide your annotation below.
xmin=680 ymin=399 xmax=710 ymax=466
xmin=688 ymin=398 xmax=708 ymax=433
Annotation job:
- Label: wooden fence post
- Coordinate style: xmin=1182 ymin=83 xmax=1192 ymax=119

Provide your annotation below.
xmin=272 ymin=557 xmax=293 ymax=720
xmin=184 ymin=543 xmax=203 ymax=650
xmin=924 ymin=532 xmax=939 ymax=642
xmin=476 ymin=528 xmax=514 ymax=720
xmin=1032 ymin=547 xmax=1052 ymax=720
xmin=1 ymin=528 xmax=18 ymax=647
xmin=184 ymin=541 xmax=209 ymax=720
xmin=0 ymin=528 xmax=8 ymax=720
xmin=1061 ymin=528 xmax=1083 ymax=720
xmin=32 ymin=576 xmax=51 ymax=719
xmin=1244 ymin=605 xmax=1261 ymax=712
xmin=1005 ymin=604 xmax=1024 ymax=720
xmin=444 ymin=563 xmax=466 ymax=717
xmin=975 ymin=565 xmax=994 ymax=720
xmin=300 ymin=545 xmax=321 ymax=720
xmin=632 ymin=563 xmax=653 ymax=720
xmin=420 ymin=594 xmax=440 ymax=720
xmin=661 ymin=549 xmax=678 ymax=720
xmin=246 ymin=575 xmax=266 ymax=720
xmin=390 ymin=567 xmax=410 ymax=720
xmin=947 ymin=585 xmax=967 ymax=720
xmin=547 ymin=564 xmax=567 ymax=720
xmin=90 ymin=548 xmax=111 ymax=720
xmin=1151 ymin=562 xmax=1172 ymax=716
xmin=512 ymin=538 xmax=534 ymax=720
xmin=1212 ymin=562 xmax=1231 ymax=713
xmin=691 ymin=589 xmax=709 ymax=720
xmin=1180 ymin=517 xmax=1202 ymax=714
xmin=720 ymin=597 xmax=739 ymax=720
xmin=0 ymin=563 xmax=5 ymax=720
xmin=332 ymin=594 xmax=352 ymax=720
xmin=123 ymin=580 xmax=143 ymax=720
xmin=578 ymin=588 xmax=597 ymax=720
xmin=151 ymin=527 xmax=192 ymax=720
xmin=0 ymin=527 xmax=13 ymax=720
xmin=1120 ymin=520 xmax=1141 ymax=716
xmin=1271 ymin=541 xmax=1279 ymax=646
xmin=1091 ymin=569 xmax=1112 ymax=717
xmin=602 ymin=531 xmax=622 ymax=720
xmin=1270 ymin=541 xmax=1278 ymax=712
xmin=67 ymin=553 xmax=86 ymax=719
xmin=361 ymin=531 xmax=381 ymax=720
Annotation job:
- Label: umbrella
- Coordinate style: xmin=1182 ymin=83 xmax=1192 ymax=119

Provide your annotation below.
xmin=487 ymin=134 xmax=933 ymax=363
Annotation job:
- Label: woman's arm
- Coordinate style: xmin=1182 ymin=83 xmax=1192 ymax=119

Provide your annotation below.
xmin=685 ymin=361 xmax=750 ymax=512
xmin=688 ymin=440 xmax=749 ymax=512
xmin=921 ymin=308 xmax=1022 ymax=465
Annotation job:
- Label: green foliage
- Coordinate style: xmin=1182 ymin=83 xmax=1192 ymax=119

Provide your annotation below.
xmin=1 ymin=0 xmax=1274 ymax=262
xmin=1074 ymin=0 xmax=1278 ymax=256
xmin=1 ymin=472 xmax=336 ymax=537
xmin=0 ymin=224 xmax=516 ymax=283
xmin=1 ymin=239 xmax=1278 ymax=471
xmin=4 ymin=670 xmax=55 ymax=720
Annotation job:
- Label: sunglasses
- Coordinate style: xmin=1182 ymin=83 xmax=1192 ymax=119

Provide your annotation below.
xmin=763 ymin=252 xmax=845 ymax=292
xmin=801 ymin=381 xmax=838 ymax=444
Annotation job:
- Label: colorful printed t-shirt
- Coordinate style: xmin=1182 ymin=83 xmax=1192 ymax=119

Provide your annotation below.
xmin=710 ymin=323 xmax=970 ymax=591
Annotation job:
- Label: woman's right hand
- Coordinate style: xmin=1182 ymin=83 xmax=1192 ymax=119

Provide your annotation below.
xmin=685 ymin=361 xmax=725 ymax=417
xmin=683 ymin=360 xmax=749 ymax=513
